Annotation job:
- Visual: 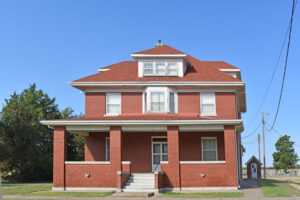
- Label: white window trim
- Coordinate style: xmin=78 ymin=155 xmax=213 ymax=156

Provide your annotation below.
xmin=143 ymin=62 xmax=179 ymax=77
xmin=201 ymin=137 xmax=218 ymax=161
xmin=105 ymin=137 xmax=110 ymax=161
xmin=200 ymin=92 xmax=217 ymax=117
xmin=105 ymin=93 xmax=121 ymax=116
xmin=143 ymin=87 xmax=178 ymax=114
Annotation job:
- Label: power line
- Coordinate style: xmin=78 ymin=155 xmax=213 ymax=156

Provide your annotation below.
xmin=268 ymin=0 xmax=296 ymax=131
xmin=243 ymin=137 xmax=258 ymax=145
xmin=242 ymin=121 xmax=261 ymax=139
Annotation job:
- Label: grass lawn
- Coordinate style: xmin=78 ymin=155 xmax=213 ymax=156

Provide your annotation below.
xmin=258 ymin=179 xmax=300 ymax=197
xmin=2 ymin=183 xmax=52 ymax=195
xmin=162 ymin=191 xmax=244 ymax=198
xmin=1 ymin=182 xmax=115 ymax=197
xmin=29 ymin=190 xmax=115 ymax=197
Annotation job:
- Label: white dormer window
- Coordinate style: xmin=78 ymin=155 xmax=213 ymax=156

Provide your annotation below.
xmin=144 ymin=87 xmax=177 ymax=113
xmin=142 ymin=62 xmax=178 ymax=76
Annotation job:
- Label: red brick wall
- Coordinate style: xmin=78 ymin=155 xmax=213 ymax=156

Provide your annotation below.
xmin=85 ymin=132 xmax=108 ymax=161
xmin=179 ymin=132 xmax=225 ymax=161
xmin=85 ymin=92 xmax=106 ymax=118
xmin=178 ymin=92 xmax=200 ymax=115
xmin=84 ymin=92 xmax=236 ymax=118
xmin=53 ymin=126 xmax=67 ymax=188
xmin=215 ymin=92 xmax=236 ymax=119
xmin=65 ymin=164 xmax=114 ymax=187
xmin=122 ymin=93 xmax=143 ymax=114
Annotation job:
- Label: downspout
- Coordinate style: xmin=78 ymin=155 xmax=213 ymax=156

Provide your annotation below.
xmin=235 ymin=127 xmax=240 ymax=189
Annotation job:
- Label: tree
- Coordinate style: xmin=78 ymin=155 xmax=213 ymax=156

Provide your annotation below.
xmin=241 ymin=144 xmax=246 ymax=157
xmin=272 ymin=135 xmax=299 ymax=174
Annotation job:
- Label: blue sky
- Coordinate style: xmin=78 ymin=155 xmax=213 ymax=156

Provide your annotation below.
xmin=0 ymin=0 xmax=299 ymax=167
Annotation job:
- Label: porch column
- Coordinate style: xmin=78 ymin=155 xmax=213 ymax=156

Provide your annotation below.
xmin=224 ymin=125 xmax=238 ymax=186
xmin=53 ymin=126 xmax=67 ymax=188
xmin=110 ymin=126 xmax=122 ymax=186
xmin=167 ymin=126 xmax=180 ymax=188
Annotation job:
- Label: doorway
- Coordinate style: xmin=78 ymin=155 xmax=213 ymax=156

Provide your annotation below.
xmin=251 ymin=163 xmax=257 ymax=179
xmin=152 ymin=137 xmax=168 ymax=172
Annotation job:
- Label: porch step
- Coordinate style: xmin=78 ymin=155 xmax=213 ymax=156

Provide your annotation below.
xmin=122 ymin=173 xmax=155 ymax=192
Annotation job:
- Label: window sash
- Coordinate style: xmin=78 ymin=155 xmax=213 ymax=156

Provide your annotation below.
xmin=169 ymin=92 xmax=175 ymax=113
xmin=144 ymin=63 xmax=154 ymax=75
xmin=202 ymin=138 xmax=217 ymax=161
xmin=106 ymin=93 xmax=121 ymax=115
xmin=150 ymin=92 xmax=165 ymax=112
xmin=167 ymin=63 xmax=178 ymax=75
xmin=200 ymin=93 xmax=216 ymax=115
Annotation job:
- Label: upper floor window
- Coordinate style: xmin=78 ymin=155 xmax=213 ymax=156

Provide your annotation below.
xmin=202 ymin=137 xmax=218 ymax=161
xmin=144 ymin=87 xmax=177 ymax=113
xmin=143 ymin=62 xmax=178 ymax=76
xmin=200 ymin=92 xmax=216 ymax=116
xmin=106 ymin=93 xmax=121 ymax=115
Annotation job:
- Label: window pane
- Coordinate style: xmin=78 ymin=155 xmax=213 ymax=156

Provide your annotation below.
xmin=151 ymin=92 xmax=160 ymax=102
xmin=156 ymin=63 xmax=166 ymax=75
xmin=203 ymin=151 xmax=217 ymax=161
xmin=159 ymin=103 xmax=165 ymax=112
xmin=202 ymin=104 xmax=215 ymax=115
xmin=201 ymin=93 xmax=216 ymax=115
xmin=153 ymin=144 xmax=161 ymax=153
xmin=107 ymin=105 xmax=120 ymax=114
xmin=167 ymin=63 xmax=177 ymax=75
xmin=153 ymin=155 xmax=160 ymax=164
xmin=162 ymin=155 xmax=168 ymax=161
xmin=107 ymin=93 xmax=121 ymax=104
xmin=144 ymin=63 xmax=153 ymax=74
xmin=203 ymin=139 xmax=217 ymax=151
xmin=162 ymin=144 xmax=168 ymax=153
xmin=169 ymin=92 xmax=175 ymax=113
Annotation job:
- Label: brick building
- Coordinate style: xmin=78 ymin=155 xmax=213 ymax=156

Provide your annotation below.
xmin=41 ymin=44 xmax=246 ymax=192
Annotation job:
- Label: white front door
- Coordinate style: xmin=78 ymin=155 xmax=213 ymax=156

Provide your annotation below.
xmin=251 ymin=163 xmax=257 ymax=179
xmin=152 ymin=137 xmax=168 ymax=172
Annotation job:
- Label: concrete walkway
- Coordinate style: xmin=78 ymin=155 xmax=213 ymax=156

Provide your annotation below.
xmin=3 ymin=180 xmax=300 ymax=200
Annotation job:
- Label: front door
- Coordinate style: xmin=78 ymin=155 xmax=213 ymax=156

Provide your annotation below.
xmin=251 ymin=163 xmax=257 ymax=179
xmin=152 ymin=137 xmax=168 ymax=172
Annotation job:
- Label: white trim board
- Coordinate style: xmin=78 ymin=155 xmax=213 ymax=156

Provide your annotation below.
xmin=69 ymin=81 xmax=245 ymax=87
xmin=40 ymin=119 xmax=243 ymax=126
xmin=53 ymin=187 xmax=116 ymax=191
xmin=180 ymin=161 xmax=225 ymax=164
xmin=84 ymin=89 xmax=236 ymax=93
xmin=131 ymin=54 xmax=187 ymax=57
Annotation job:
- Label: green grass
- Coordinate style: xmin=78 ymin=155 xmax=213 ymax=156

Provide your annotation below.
xmin=2 ymin=183 xmax=52 ymax=195
xmin=29 ymin=190 xmax=115 ymax=197
xmin=258 ymin=179 xmax=300 ymax=197
xmin=1 ymin=182 xmax=115 ymax=197
xmin=162 ymin=191 xmax=244 ymax=198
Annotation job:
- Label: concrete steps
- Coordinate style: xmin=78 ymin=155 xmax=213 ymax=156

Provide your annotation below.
xmin=122 ymin=173 xmax=155 ymax=192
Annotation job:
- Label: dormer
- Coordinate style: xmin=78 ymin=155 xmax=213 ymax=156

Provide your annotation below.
xmin=131 ymin=44 xmax=190 ymax=78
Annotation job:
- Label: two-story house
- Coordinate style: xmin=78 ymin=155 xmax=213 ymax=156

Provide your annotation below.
xmin=41 ymin=44 xmax=246 ymax=192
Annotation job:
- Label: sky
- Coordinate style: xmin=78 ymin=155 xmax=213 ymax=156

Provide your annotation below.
xmin=0 ymin=0 xmax=299 ymax=167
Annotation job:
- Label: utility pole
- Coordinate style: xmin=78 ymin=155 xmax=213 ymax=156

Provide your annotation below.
xmin=262 ymin=112 xmax=266 ymax=179
xmin=258 ymin=133 xmax=261 ymax=162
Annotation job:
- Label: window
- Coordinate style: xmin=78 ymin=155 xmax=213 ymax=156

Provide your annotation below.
xmin=169 ymin=92 xmax=175 ymax=113
xmin=143 ymin=63 xmax=153 ymax=75
xmin=150 ymin=92 xmax=165 ymax=112
xmin=106 ymin=93 xmax=121 ymax=115
xmin=106 ymin=137 xmax=110 ymax=161
xmin=168 ymin=63 xmax=178 ymax=75
xmin=143 ymin=62 xmax=178 ymax=76
xmin=202 ymin=137 xmax=217 ymax=161
xmin=156 ymin=63 xmax=166 ymax=75
xmin=144 ymin=87 xmax=177 ymax=113
xmin=200 ymin=92 xmax=216 ymax=116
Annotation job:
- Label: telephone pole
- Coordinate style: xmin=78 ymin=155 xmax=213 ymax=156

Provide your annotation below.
xmin=258 ymin=133 xmax=261 ymax=162
xmin=262 ymin=112 xmax=266 ymax=179
xmin=0 ymin=168 xmax=2 ymax=200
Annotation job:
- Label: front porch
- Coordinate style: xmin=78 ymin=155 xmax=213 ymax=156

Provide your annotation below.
xmin=51 ymin=123 xmax=242 ymax=192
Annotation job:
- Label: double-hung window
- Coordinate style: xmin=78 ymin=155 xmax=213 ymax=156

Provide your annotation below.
xmin=202 ymin=137 xmax=217 ymax=161
xmin=143 ymin=63 xmax=154 ymax=75
xmin=167 ymin=63 xmax=178 ymax=75
xmin=156 ymin=63 xmax=166 ymax=75
xmin=150 ymin=92 xmax=165 ymax=113
xmin=200 ymin=92 xmax=216 ymax=116
xmin=106 ymin=93 xmax=121 ymax=115
xmin=169 ymin=92 xmax=175 ymax=113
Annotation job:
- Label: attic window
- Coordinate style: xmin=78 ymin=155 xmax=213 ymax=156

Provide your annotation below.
xmin=143 ymin=62 xmax=178 ymax=76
